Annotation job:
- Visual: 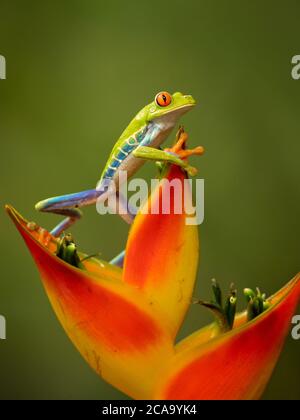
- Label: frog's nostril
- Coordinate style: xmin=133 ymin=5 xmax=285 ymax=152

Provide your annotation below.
xmin=184 ymin=94 xmax=196 ymax=104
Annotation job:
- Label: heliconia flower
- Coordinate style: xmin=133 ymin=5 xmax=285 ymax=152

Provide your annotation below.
xmin=5 ymin=158 xmax=199 ymax=399
xmin=6 ymin=136 xmax=300 ymax=400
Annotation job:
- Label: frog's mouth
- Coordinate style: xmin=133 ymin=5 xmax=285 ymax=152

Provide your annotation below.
xmin=164 ymin=102 xmax=196 ymax=117
xmin=173 ymin=103 xmax=196 ymax=112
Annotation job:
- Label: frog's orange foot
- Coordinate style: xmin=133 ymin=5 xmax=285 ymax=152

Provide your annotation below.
xmin=165 ymin=127 xmax=205 ymax=160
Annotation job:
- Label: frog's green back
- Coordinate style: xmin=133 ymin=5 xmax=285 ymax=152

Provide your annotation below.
xmin=99 ymin=104 xmax=151 ymax=181
xmin=112 ymin=104 xmax=150 ymax=153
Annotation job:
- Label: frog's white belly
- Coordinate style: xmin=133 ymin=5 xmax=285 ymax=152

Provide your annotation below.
xmin=112 ymin=125 xmax=173 ymax=186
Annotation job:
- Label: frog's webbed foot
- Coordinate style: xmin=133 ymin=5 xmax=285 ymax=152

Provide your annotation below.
xmin=165 ymin=126 xmax=205 ymax=160
xmin=162 ymin=126 xmax=204 ymax=176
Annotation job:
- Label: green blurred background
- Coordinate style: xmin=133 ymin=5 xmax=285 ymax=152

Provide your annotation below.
xmin=0 ymin=0 xmax=299 ymax=400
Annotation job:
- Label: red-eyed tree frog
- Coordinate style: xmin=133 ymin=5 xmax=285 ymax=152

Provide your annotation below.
xmin=35 ymin=91 xmax=200 ymax=246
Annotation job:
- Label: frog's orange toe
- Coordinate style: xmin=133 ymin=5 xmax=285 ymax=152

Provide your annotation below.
xmin=178 ymin=145 xmax=205 ymax=159
xmin=165 ymin=129 xmax=205 ymax=160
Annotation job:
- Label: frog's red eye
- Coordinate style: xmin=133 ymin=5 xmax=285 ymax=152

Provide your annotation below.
xmin=155 ymin=91 xmax=172 ymax=107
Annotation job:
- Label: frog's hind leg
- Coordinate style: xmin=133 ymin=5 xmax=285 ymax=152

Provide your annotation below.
xmin=114 ymin=191 xmax=137 ymax=224
xmin=48 ymin=208 xmax=82 ymax=237
xmin=110 ymin=250 xmax=126 ymax=267
xmin=35 ymin=188 xmax=137 ymax=237
xmin=35 ymin=189 xmax=102 ymax=237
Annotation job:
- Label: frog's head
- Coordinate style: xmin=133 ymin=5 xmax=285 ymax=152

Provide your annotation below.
xmin=145 ymin=91 xmax=196 ymax=123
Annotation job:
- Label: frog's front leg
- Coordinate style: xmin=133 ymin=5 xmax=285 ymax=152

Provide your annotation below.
xmin=133 ymin=128 xmax=204 ymax=175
